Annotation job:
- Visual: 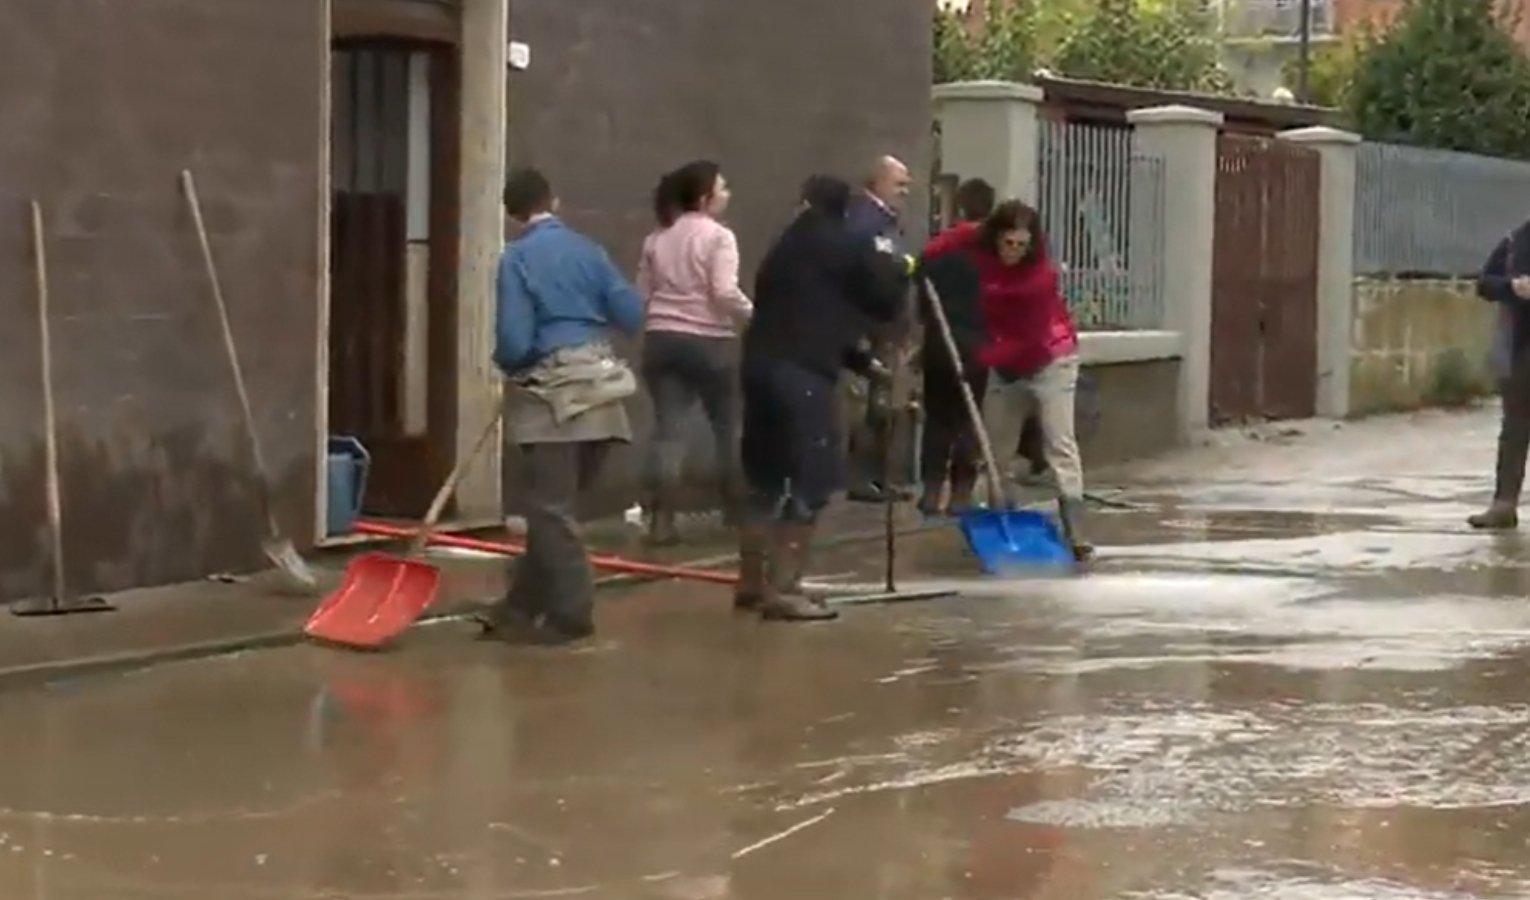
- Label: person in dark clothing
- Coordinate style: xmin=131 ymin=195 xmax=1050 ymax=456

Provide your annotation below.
xmin=1469 ymin=222 xmax=1530 ymax=529
xmin=733 ymin=175 xmax=906 ymax=621
xmin=479 ymin=168 xmax=645 ymax=646
xmin=916 ymin=177 xmax=996 ymax=516
xmin=844 ymin=155 xmax=917 ymax=504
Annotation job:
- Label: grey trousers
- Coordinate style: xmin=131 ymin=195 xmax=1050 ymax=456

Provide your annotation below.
xmin=493 ymin=441 xmax=613 ymax=632
xmin=980 ymin=355 xmax=1084 ymax=506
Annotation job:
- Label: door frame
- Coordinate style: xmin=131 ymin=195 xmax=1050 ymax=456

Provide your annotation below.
xmin=315 ymin=0 xmax=467 ymax=543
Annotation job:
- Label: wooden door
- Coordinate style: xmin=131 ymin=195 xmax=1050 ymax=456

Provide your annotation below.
xmin=1209 ymin=134 xmax=1320 ymax=425
xmin=329 ymin=39 xmax=459 ymax=517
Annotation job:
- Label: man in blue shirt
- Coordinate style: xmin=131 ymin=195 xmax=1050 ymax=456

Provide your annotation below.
xmin=478 ymin=168 xmax=645 ymax=646
xmin=844 ymin=155 xmax=917 ymax=504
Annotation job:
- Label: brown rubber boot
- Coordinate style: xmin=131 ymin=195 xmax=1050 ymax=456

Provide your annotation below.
xmin=733 ymin=524 xmax=768 ymax=611
xmin=759 ymin=522 xmax=837 ymax=622
xmin=1468 ymin=500 xmax=1519 ymax=530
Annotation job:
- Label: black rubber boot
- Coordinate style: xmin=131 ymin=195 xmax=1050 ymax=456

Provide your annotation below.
xmin=1472 ymin=411 xmax=1530 ymax=529
xmin=646 ymin=507 xmax=682 ymax=547
xmin=644 ymin=444 xmax=684 ymax=547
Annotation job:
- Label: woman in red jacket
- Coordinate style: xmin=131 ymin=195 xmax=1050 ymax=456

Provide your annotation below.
xmin=973 ymin=200 xmax=1093 ymax=561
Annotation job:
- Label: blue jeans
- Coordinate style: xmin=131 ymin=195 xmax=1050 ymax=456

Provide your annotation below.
xmin=740 ymin=358 xmax=842 ymax=523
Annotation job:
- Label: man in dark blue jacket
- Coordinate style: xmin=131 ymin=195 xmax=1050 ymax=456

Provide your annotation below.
xmin=844 ymin=155 xmax=916 ymax=504
xmin=1471 ymin=221 xmax=1530 ymax=530
xmin=734 ymin=175 xmax=906 ymax=621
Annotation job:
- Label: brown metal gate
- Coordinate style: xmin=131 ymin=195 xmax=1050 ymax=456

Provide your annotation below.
xmin=1210 ymin=134 xmax=1321 ymax=424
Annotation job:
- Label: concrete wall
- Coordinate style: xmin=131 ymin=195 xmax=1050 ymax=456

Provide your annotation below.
xmin=1080 ymin=358 xmax=1182 ymax=467
xmin=1078 ymin=331 xmax=1183 ymax=466
xmin=0 ymin=0 xmax=323 ymax=596
xmin=505 ymin=0 xmax=935 ymax=516
xmin=1348 ymin=279 xmax=1496 ymax=416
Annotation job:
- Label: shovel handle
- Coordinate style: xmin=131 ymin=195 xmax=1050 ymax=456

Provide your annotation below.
xmin=411 ymin=399 xmax=503 ymax=556
xmin=355 ymin=521 xmax=739 ymax=585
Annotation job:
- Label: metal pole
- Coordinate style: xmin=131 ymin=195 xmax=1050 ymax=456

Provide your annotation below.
xmin=1296 ymin=0 xmax=1313 ymax=103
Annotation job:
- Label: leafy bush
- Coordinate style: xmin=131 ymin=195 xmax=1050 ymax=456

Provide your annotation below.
xmin=1347 ymin=0 xmax=1530 ymax=160
xmin=934 ymin=0 xmax=1229 ymax=92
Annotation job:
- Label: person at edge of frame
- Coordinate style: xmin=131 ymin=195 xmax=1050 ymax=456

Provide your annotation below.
xmin=635 ymin=160 xmax=753 ymax=547
xmin=970 ymin=198 xmax=1095 ymax=562
xmin=1469 ymin=220 xmax=1530 ymax=530
xmin=477 ymin=167 xmax=646 ymax=646
xmin=732 ymin=174 xmax=907 ymax=622
xmin=843 ymin=154 xmax=917 ymax=504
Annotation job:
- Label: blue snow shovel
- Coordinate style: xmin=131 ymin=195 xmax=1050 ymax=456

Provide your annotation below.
xmin=921 ymin=279 xmax=1074 ymax=575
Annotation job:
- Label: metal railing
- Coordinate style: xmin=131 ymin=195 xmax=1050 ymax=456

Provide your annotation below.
xmin=1354 ymin=141 xmax=1530 ymax=278
xmin=1038 ymin=120 xmax=1167 ymax=330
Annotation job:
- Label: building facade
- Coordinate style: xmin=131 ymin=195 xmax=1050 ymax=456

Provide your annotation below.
xmin=0 ymin=0 xmax=932 ymax=599
xmin=1222 ymin=0 xmax=1530 ymax=98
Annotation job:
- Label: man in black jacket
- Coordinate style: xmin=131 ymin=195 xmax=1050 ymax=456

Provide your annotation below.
xmin=1470 ymin=222 xmax=1530 ymax=529
xmin=733 ymin=175 xmax=906 ymax=621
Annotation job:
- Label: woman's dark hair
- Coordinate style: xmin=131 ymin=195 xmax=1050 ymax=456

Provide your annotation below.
xmin=503 ymin=167 xmax=554 ymax=220
xmin=652 ymin=171 xmax=681 ymax=226
xmin=653 ymin=160 xmax=722 ymax=227
xmin=979 ymin=199 xmax=1042 ymax=259
xmin=799 ymin=174 xmax=852 ymax=218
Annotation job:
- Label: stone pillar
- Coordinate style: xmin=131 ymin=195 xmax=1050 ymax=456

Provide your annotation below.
xmin=1280 ymin=126 xmax=1360 ymax=419
xmin=453 ymin=0 xmax=508 ymax=520
xmin=931 ymin=80 xmax=1043 ymax=202
xmin=1127 ymin=105 xmax=1223 ymax=437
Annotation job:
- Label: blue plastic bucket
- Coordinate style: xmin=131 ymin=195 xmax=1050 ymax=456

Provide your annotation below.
xmin=325 ymin=436 xmax=371 ymax=536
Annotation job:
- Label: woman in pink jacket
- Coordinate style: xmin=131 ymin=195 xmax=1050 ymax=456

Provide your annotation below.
xmin=636 ymin=161 xmax=753 ymax=545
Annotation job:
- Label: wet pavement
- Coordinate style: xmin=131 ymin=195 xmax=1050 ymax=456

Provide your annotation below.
xmin=0 ymin=501 xmax=921 ymax=686
xmin=3 ymin=408 xmax=1530 ymax=898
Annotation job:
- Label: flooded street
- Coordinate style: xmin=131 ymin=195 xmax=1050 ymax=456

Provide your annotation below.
xmin=2 ymin=424 xmax=1530 ymax=899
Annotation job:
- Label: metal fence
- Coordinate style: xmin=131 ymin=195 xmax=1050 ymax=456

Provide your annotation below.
xmin=1038 ymin=120 xmax=1167 ymax=330
xmin=1354 ymin=141 xmax=1530 ymax=278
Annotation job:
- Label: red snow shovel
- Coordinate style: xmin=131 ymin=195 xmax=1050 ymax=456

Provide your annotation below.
xmin=305 ymin=406 xmax=502 ymax=650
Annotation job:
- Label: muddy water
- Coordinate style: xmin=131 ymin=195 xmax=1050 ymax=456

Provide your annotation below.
xmin=0 ymin=471 xmax=1528 ymax=898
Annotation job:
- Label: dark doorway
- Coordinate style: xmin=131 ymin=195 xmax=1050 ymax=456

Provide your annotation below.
xmin=329 ymin=36 xmax=460 ymax=517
